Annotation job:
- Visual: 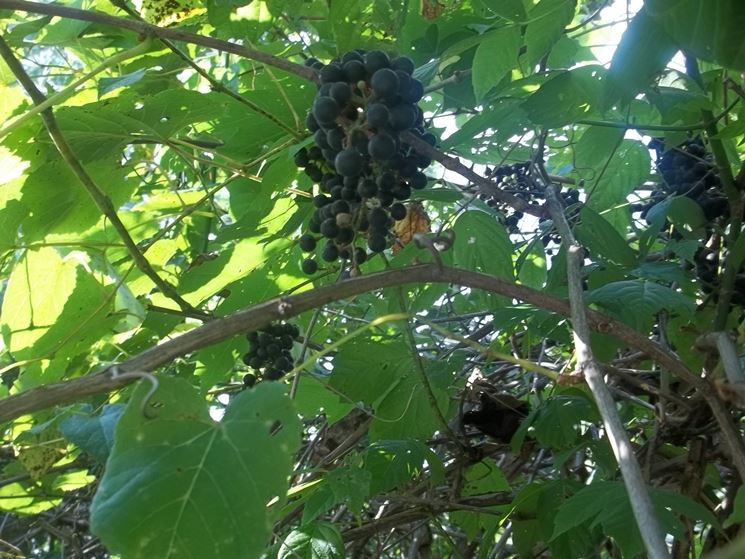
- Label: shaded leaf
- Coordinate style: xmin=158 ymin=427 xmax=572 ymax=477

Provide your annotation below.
xmin=472 ymin=26 xmax=521 ymax=101
xmin=605 ymin=7 xmax=677 ymax=106
xmin=647 ymin=0 xmax=745 ymax=71
xmin=59 ymin=405 xmax=125 ymax=463
xmin=90 ymin=379 xmax=300 ymax=559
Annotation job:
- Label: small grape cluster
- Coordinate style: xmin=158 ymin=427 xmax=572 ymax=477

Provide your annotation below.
xmin=646 ymin=138 xmax=744 ymax=307
xmin=480 ymin=162 xmax=580 ymax=247
xmin=650 ymin=137 xmax=728 ymax=221
xmin=242 ymin=323 xmax=301 ymax=383
xmin=293 ymin=49 xmax=436 ymax=275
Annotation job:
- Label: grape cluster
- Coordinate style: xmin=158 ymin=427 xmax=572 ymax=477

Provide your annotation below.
xmin=294 ymin=49 xmax=436 ymax=274
xmin=646 ymin=138 xmax=744 ymax=307
xmin=242 ymin=323 xmax=301 ymax=382
xmin=650 ymin=138 xmax=728 ymax=221
xmin=480 ymin=162 xmax=580 ymax=249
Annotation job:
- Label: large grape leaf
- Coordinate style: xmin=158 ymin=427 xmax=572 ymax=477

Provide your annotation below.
xmin=452 ymin=211 xmax=513 ymax=279
xmin=585 ymin=280 xmax=694 ymax=332
xmin=472 ymin=26 xmax=521 ymax=101
xmin=523 ymin=66 xmax=605 ymax=127
xmin=523 ymin=0 xmax=577 ymax=66
xmin=647 ymin=0 xmax=745 ymax=71
xmin=531 ymin=391 xmax=599 ymax=450
xmin=90 ymin=378 xmax=301 ymax=559
xmin=362 ymin=440 xmax=444 ymax=495
xmin=575 ymin=206 xmax=636 ymax=268
xmin=605 ymin=7 xmax=677 ymax=106
xmin=553 ymin=481 xmax=717 ymax=558
xmin=278 ymin=522 xmax=344 ymax=559
xmin=0 ymin=247 xmax=117 ymax=364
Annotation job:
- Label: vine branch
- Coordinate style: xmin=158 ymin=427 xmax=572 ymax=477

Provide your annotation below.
xmin=0 ymin=0 xmax=317 ymax=82
xmin=545 ymin=186 xmax=670 ymax=559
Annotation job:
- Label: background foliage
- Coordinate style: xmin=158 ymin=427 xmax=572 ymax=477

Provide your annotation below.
xmin=0 ymin=0 xmax=744 ymax=557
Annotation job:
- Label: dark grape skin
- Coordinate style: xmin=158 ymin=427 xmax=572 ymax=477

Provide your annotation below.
xmin=301 ymin=258 xmax=318 ymax=274
xmin=401 ymin=80 xmax=424 ymax=104
xmin=357 ymin=178 xmax=377 ymax=198
xmin=369 ymin=207 xmax=388 ymax=227
xmin=390 ymin=203 xmax=407 ymax=220
xmin=330 ymin=82 xmax=352 ymax=106
xmin=409 ymin=172 xmax=428 ymax=189
xmin=368 ymin=133 xmax=397 ymax=160
xmin=371 ymin=68 xmax=400 ymax=99
xmin=390 ymin=56 xmax=415 ymax=75
xmin=368 ymin=234 xmax=387 ymax=252
xmin=343 ymin=60 xmax=366 ymax=82
xmin=365 ymin=50 xmax=390 ymax=74
xmin=294 ymin=148 xmax=309 ymax=167
xmin=313 ymin=96 xmax=340 ymax=124
xmin=322 ymin=242 xmax=339 ymax=262
xmin=389 ymin=104 xmax=417 ymax=131
xmin=299 ymin=234 xmax=316 ymax=252
xmin=334 ymin=148 xmax=365 ymax=177
xmin=320 ymin=218 xmax=340 ymax=238
xmin=366 ymin=103 xmax=390 ymax=129
xmin=326 ymin=127 xmax=345 ymax=151
xmin=320 ymin=63 xmax=345 ymax=84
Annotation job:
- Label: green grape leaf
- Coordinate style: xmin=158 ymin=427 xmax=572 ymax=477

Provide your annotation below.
xmin=647 ymin=0 xmax=745 ymax=71
xmin=1 ymin=248 xmax=117 ymax=363
xmin=586 ymin=279 xmax=695 ymax=332
xmin=477 ymin=0 xmax=527 ymax=21
xmin=524 ymin=0 xmax=577 ymax=66
xmin=363 ymin=440 xmax=443 ymax=495
xmin=553 ymin=481 xmax=718 ymax=558
xmin=472 ymin=26 xmax=521 ymax=101
xmin=605 ymin=7 xmax=677 ymax=106
xmin=523 ymin=65 xmax=605 ymax=127
xmin=59 ymin=405 xmax=125 ymax=464
xmin=90 ymin=378 xmax=300 ymax=559
xmin=452 ymin=211 xmax=513 ymax=279
xmin=330 ymin=339 xmax=411 ymax=405
xmin=531 ymin=391 xmax=598 ymax=450
xmin=575 ymin=206 xmax=636 ymax=268
xmin=278 ymin=522 xmax=344 ymax=559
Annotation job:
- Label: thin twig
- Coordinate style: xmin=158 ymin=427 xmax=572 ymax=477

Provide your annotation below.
xmin=0 ymin=0 xmax=317 ymax=81
xmin=0 ymin=36 xmax=206 ymax=317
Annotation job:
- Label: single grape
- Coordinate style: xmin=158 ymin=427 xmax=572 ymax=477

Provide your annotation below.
xmin=368 ymin=133 xmax=398 ymax=160
xmin=299 ymin=234 xmax=316 ymax=252
xmin=313 ymin=96 xmax=341 ymax=124
xmin=390 ymin=56 xmax=415 ymax=75
xmin=301 ymin=258 xmax=318 ymax=274
xmin=371 ymin=68 xmax=400 ymax=99
xmin=368 ymin=234 xmax=387 ymax=252
xmin=334 ymin=148 xmax=365 ymax=177
xmin=390 ymin=203 xmax=407 ymax=220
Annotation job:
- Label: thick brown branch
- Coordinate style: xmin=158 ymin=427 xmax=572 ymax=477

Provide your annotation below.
xmin=0 ymin=0 xmax=317 ymax=82
xmin=0 ymin=264 xmax=703 ymax=423
xmin=0 ymin=36 xmax=204 ymax=317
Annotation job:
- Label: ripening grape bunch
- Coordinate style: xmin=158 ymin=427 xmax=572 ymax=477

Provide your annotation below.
xmin=293 ymin=49 xmax=437 ymax=275
xmin=480 ymin=162 xmax=580 ymax=238
xmin=243 ymin=322 xmax=301 ymax=382
xmin=650 ymin=137 xmax=728 ymax=221
xmin=648 ymin=138 xmax=744 ymax=306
